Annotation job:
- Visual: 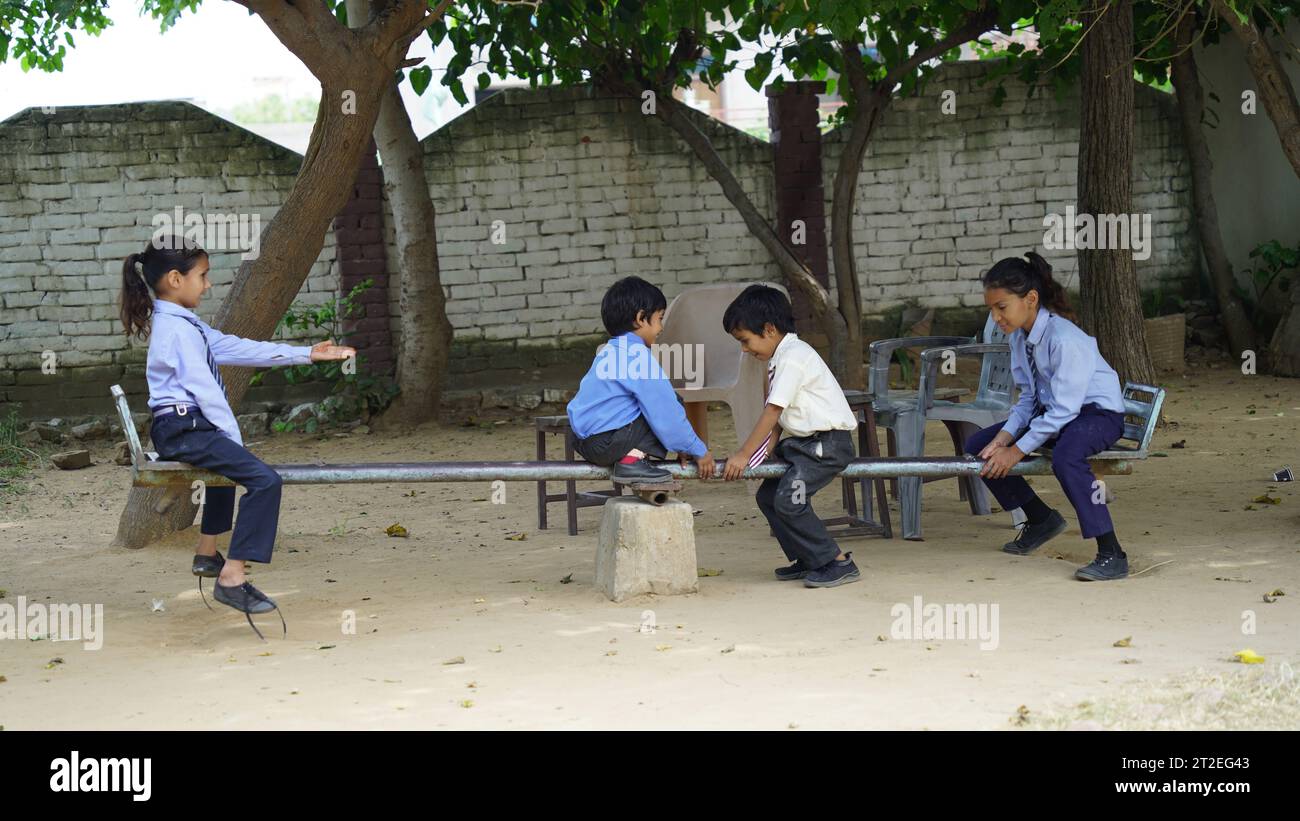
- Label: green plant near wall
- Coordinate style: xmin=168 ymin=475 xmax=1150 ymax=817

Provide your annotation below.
xmin=250 ymin=278 xmax=399 ymax=433
xmin=1237 ymin=239 xmax=1299 ymax=336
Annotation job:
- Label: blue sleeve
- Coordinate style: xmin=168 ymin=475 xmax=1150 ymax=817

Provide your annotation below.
xmin=175 ymin=325 xmax=243 ymax=444
xmin=1015 ymin=337 xmax=1089 ymax=454
xmin=1001 ymin=342 xmax=1035 ymax=441
xmin=622 ymin=346 xmax=708 ymax=457
xmin=206 ymin=326 xmax=313 ymax=367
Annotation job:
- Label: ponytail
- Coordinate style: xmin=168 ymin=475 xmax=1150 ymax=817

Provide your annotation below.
xmin=120 ymin=253 xmax=153 ymax=339
xmin=118 ymin=236 xmax=208 ymax=340
xmin=982 ymin=250 xmax=1076 ymax=322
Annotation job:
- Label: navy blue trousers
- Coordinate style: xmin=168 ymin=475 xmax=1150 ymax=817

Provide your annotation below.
xmin=964 ymin=404 xmax=1125 ymax=540
xmin=150 ymin=410 xmax=283 ymax=563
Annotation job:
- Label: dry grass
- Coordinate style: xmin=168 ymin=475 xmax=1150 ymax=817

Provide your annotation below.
xmin=1027 ymin=660 xmax=1300 ymax=730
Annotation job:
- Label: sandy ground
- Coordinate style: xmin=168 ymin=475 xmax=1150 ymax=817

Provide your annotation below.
xmin=1 ymin=363 xmax=1297 ymax=730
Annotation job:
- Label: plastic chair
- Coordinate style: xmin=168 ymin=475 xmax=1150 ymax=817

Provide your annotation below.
xmin=868 ymin=314 xmax=1014 ymax=539
xmin=657 ymin=282 xmax=788 ymax=452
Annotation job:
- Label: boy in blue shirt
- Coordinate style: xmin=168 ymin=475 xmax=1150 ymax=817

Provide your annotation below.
xmin=567 ymin=277 xmax=715 ymax=483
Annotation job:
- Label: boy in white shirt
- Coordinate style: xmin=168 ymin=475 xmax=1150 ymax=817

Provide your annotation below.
xmin=720 ymin=285 xmax=862 ymax=588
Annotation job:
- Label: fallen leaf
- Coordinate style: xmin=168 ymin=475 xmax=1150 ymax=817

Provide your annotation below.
xmin=385 ymin=524 xmax=408 ymax=538
xmin=318 ymin=645 xmax=336 ymax=651
xmin=45 ymin=657 xmax=64 ymax=670
xmin=505 ymin=532 xmax=527 ymax=541
xmin=460 ymin=699 xmax=474 ymax=708
xmin=474 ymin=597 xmax=486 ymax=604
xmin=1113 ymin=636 xmax=1132 ymax=648
xmin=697 ymin=568 xmax=724 ymax=577
xmin=559 ymin=573 xmax=573 ymax=584
xmin=258 ymin=652 xmax=273 ymax=657
xmin=655 ymin=644 xmax=672 ymax=652
xmin=721 ymin=645 xmax=735 ymax=654
xmin=443 ymin=656 xmax=466 ymax=665
xmin=0 ymin=676 xmax=7 ymax=683
xmin=1012 ymin=705 xmax=1030 ymax=726
xmin=1233 ymin=649 xmax=1265 ymax=664
xmin=605 ymin=650 xmax=618 ymax=657
xmin=1170 ymin=440 xmax=1186 ymax=448
xmin=489 ymin=645 xmax=503 ymax=653
xmin=1252 ymin=495 xmax=1280 ymax=505
xmin=1267 ymin=588 xmax=1285 ymax=597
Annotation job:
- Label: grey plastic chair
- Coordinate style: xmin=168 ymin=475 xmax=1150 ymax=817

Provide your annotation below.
xmin=867 ymin=314 xmax=1014 ymax=540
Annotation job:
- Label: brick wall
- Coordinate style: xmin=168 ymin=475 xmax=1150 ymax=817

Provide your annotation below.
xmin=0 ymin=102 xmax=341 ymax=416
xmin=1 ymin=62 xmax=1200 ymax=419
xmin=821 ymin=61 xmax=1198 ymax=314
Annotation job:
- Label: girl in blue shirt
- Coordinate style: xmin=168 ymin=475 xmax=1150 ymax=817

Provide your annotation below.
xmin=964 ymin=252 xmax=1130 ymax=581
xmin=120 ymin=237 xmax=354 ymax=635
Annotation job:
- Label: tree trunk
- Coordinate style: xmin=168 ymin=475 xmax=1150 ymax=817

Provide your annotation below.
xmin=1170 ymin=12 xmax=1257 ymax=357
xmin=830 ymin=9 xmax=996 ymax=389
xmin=348 ymin=0 xmax=454 ymax=426
xmin=640 ymin=87 xmax=849 ymax=377
xmin=113 ymin=0 xmax=449 ymax=548
xmin=828 ymin=88 xmax=884 ymax=391
xmin=1076 ymin=0 xmax=1156 ymax=384
xmin=1213 ymin=0 xmax=1300 ymax=178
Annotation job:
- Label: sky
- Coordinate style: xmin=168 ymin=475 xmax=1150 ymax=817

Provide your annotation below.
xmin=0 ymin=0 xmax=465 ymax=149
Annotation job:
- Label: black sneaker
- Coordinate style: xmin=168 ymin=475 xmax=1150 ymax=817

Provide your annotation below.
xmin=192 ymin=551 xmax=225 ymax=611
xmin=1002 ymin=510 xmax=1067 ymax=555
xmin=774 ymin=560 xmax=808 ymax=581
xmin=612 ymin=459 xmax=672 ymax=484
xmin=213 ymin=580 xmax=286 ymax=640
xmin=1075 ymin=552 xmax=1128 ymax=581
xmin=192 ymin=551 xmax=225 ymax=576
xmin=803 ymin=553 xmax=861 ymax=588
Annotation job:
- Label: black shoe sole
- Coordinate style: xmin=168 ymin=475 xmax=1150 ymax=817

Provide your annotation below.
xmin=774 ymin=571 xmax=808 ymax=581
xmin=803 ymin=568 xmax=861 ymax=588
xmin=1075 ymin=568 xmax=1128 ymax=581
xmin=1001 ymin=516 xmax=1067 ymax=555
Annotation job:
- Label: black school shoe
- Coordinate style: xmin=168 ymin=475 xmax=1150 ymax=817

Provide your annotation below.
xmin=213 ymin=580 xmax=286 ymax=641
xmin=612 ymin=458 xmax=672 ymax=484
xmin=1002 ymin=510 xmax=1067 ymax=555
xmin=774 ymin=560 xmax=808 ymax=581
xmin=803 ymin=553 xmax=861 ymax=588
xmin=1075 ymin=552 xmax=1128 ymax=581
xmin=192 ymin=551 xmax=225 ymax=611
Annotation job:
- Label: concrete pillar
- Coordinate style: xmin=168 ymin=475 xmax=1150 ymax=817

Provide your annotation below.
xmin=595 ymin=497 xmax=698 ymax=602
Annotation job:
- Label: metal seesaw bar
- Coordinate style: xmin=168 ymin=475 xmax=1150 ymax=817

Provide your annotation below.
xmin=131 ymin=456 xmax=1134 ymax=487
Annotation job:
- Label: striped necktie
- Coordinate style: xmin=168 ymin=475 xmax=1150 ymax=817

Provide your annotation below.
xmin=747 ymin=365 xmax=775 ymax=468
xmin=1025 ymin=340 xmax=1044 ymax=419
xmin=180 ymin=315 xmax=225 ymax=391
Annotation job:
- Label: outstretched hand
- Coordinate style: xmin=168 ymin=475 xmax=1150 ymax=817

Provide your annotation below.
xmin=310 ymin=339 xmax=356 ymax=362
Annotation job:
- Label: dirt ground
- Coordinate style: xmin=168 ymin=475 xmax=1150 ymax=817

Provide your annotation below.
xmin=1 ymin=362 xmax=1297 ymax=730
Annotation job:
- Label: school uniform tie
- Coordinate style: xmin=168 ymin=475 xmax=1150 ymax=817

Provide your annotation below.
xmin=747 ymin=365 xmax=775 ymax=468
xmin=181 ymin=315 xmax=225 ymax=392
xmin=1025 ymin=340 xmax=1044 ymax=420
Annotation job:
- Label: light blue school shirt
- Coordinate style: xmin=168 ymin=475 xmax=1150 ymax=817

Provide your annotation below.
xmin=566 ymin=331 xmax=707 ymax=457
xmin=1001 ymin=306 xmax=1126 ymax=454
xmin=146 ymin=299 xmax=313 ymax=446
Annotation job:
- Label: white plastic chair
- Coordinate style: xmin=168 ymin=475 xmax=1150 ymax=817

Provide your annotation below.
xmin=656 ymin=282 xmax=789 ymax=452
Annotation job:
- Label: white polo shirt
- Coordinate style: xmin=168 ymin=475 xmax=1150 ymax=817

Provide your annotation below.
xmin=765 ymin=332 xmax=858 ymax=437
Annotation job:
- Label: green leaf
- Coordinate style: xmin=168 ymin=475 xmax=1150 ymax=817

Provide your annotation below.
xmin=477 ymin=71 xmax=491 ymax=91
xmin=409 ymin=66 xmax=432 ymax=95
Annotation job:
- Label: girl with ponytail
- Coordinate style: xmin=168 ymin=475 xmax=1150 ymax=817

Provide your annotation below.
xmin=119 ymin=236 xmax=355 ymax=636
xmin=963 ymin=251 xmax=1132 ymax=581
